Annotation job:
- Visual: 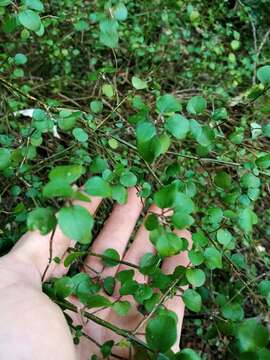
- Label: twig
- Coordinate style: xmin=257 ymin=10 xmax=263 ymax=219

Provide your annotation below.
xmin=134 ymin=278 xmax=181 ymax=334
xmin=0 ymin=76 xmax=49 ymax=110
xmin=41 ymin=227 xmax=56 ymax=282
xmin=87 ymin=250 xmax=140 ymax=270
xmin=57 ymin=299 xmax=153 ymax=352
xmin=69 ymin=324 xmax=126 ymax=360
xmin=96 ymin=96 xmax=128 ymax=130
xmin=143 ymin=160 xmax=163 ymax=186
xmin=167 ymin=152 xmax=241 ymax=167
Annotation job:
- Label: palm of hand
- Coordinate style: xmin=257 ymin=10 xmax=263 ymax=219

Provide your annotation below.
xmin=0 ymin=188 xmax=190 ymax=360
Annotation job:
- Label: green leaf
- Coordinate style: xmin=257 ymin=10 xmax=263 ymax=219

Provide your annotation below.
xmin=14 ymin=53 xmax=27 ymax=65
xmin=18 ymin=10 xmax=41 ymax=31
xmin=196 ymin=126 xmax=215 ymax=147
xmin=216 ymin=229 xmax=232 ymax=246
xmin=152 ymin=133 xmax=171 ymax=157
xmin=57 ymin=110 xmax=78 ymax=131
xmin=116 ymin=269 xmax=134 ymax=284
xmin=172 ymin=212 xmax=194 ymax=229
xmin=73 ymin=273 xmax=100 ymax=301
xmin=139 ymin=252 xmax=160 ymax=275
xmin=112 ymin=300 xmax=131 ymax=316
xmin=35 ymin=109 xmax=50 ymax=122
xmin=58 ymin=205 xmax=94 ymax=244
xmin=100 ymin=30 xmax=118 ymax=48
xmin=188 ymin=250 xmax=204 ymax=266
xmin=186 ymin=268 xmax=206 ymax=287
xmin=111 ymin=184 xmax=128 ymax=204
xmin=237 ymin=319 xmax=269 ymax=352
xmin=204 ymin=247 xmax=222 ymax=269
xmin=174 ymin=192 xmax=195 ymax=213
xmin=84 ymin=176 xmax=112 ymax=197
xmin=187 ymin=96 xmax=207 ymax=115
xmin=263 ymin=123 xmax=270 ymax=137
xmin=103 ymin=276 xmax=115 ymax=296
xmin=182 ymin=289 xmax=202 ymax=312
xmin=102 ymin=248 xmax=120 ymax=267
xmin=132 ymin=76 xmax=148 ymax=90
xmin=80 ymin=294 xmax=111 ymax=308
xmin=0 ymin=148 xmax=11 ymax=170
xmin=119 ymin=279 xmax=139 ymax=296
xmin=257 ymin=65 xmax=270 ymax=85
xmin=102 ymin=84 xmax=114 ymax=98
xmin=258 ymin=280 xmax=270 ymax=296
xmin=155 ymin=231 xmax=184 ymax=257
xmin=134 ymin=284 xmax=153 ymax=303
xmin=240 ymin=173 xmax=260 ymax=188
xmin=64 ymin=251 xmax=86 ymax=267
xmin=212 ymin=107 xmax=228 ymax=121
xmin=27 ymin=207 xmax=56 ymax=235
xmin=165 ymin=114 xmax=189 ymax=139
xmin=258 ymin=348 xmax=270 ymax=360
xmin=0 ymin=0 xmax=11 ymax=6
xmin=25 ymin=0 xmax=44 ymax=12
xmin=42 ymin=179 xmax=74 ymax=198
xmin=54 ymin=276 xmax=74 ymax=298
xmin=74 ymin=20 xmax=89 ymax=32
xmin=144 ymin=293 xmax=160 ymax=313
xmin=120 ymin=171 xmax=137 ymax=187
xmin=136 ymin=121 xmax=156 ymax=144
xmin=154 ymin=184 xmax=177 ymax=208
xmin=237 ymin=208 xmax=258 ymax=233
xmin=101 ymin=340 xmax=114 ymax=359
xmin=156 ymin=94 xmax=181 ymax=114
xmin=90 ymin=156 xmax=108 ymax=174
xmin=99 ymin=19 xmax=118 ymax=48
xmin=49 ymin=165 xmax=85 ymax=184
xmin=145 ymin=214 xmax=160 ymax=231
xmin=72 ymin=127 xmax=89 ymax=142
xmin=256 ymin=154 xmax=270 ymax=169
xmin=90 ymin=100 xmax=103 ymax=114
xmin=222 ymin=303 xmax=244 ymax=321
xmin=146 ymin=314 xmax=177 ymax=352
xmin=151 ymin=270 xmax=171 ymax=290
xmin=214 ymin=171 xmax=232 ymax=189
xmin=113 ymin=2 xmax=128 ymax=21
xmin=176 ymin=348 xmax=202 ymax=360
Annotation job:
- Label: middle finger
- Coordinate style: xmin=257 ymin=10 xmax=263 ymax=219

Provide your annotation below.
xmin=84 ymin=187 xmax=143 ymax=278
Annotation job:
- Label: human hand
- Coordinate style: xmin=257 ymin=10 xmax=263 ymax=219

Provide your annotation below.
xmin=0 ymin=187 xmax=191 ymax=360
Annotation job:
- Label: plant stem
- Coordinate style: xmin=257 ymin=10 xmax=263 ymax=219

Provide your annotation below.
xmin=87 ymin=251 xmax=140 ymax=270
xmin=57 ymin=299 xmax=153 ymax=352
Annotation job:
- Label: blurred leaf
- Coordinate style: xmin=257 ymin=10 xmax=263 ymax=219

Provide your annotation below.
xmin=146 ymin=314 xmax=177 ymax=352
xmin=182 ymin=289 xmax=202 ymax=312
xmin=84 ymin=176 xmax=112 ymax=197
xmin=257 ymin=65 xmax=270 ymax=85
xmin=58 ymin=205 xmax=94 ymax=244
xmin=18 ymin=9 xmax=41 ymax=31
xmin=237 ymin=319 xmax=269 ymax=352
xmin=132 ymin=76 xmax=148 ymax=90
xmin=187 ymin=96 xmax=207 ymax=115
xmin=165 ymin=114 xmax=189 ymax=139
xmin=204 ymin=247 xmax=222 ymax=269
xmin=27 ymin=207 xmax=56 ymax=235
xmin=156 ymin=94 xmax=181 ymax=114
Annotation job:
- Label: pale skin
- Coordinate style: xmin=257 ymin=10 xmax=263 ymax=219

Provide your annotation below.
xmin=0 ymin=187 xmax=191 ymax=360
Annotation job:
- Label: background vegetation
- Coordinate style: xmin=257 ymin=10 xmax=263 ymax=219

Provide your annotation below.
xmin=1 ymin=0 xmax=270 ymax=359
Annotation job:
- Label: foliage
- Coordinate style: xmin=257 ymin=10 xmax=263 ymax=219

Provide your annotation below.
xmin=1 ymin=0 xmax=270 ymax=358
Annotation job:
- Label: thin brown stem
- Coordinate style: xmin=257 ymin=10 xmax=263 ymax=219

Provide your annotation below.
xmin=41 ymin=227 xmax=56 ymax=282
